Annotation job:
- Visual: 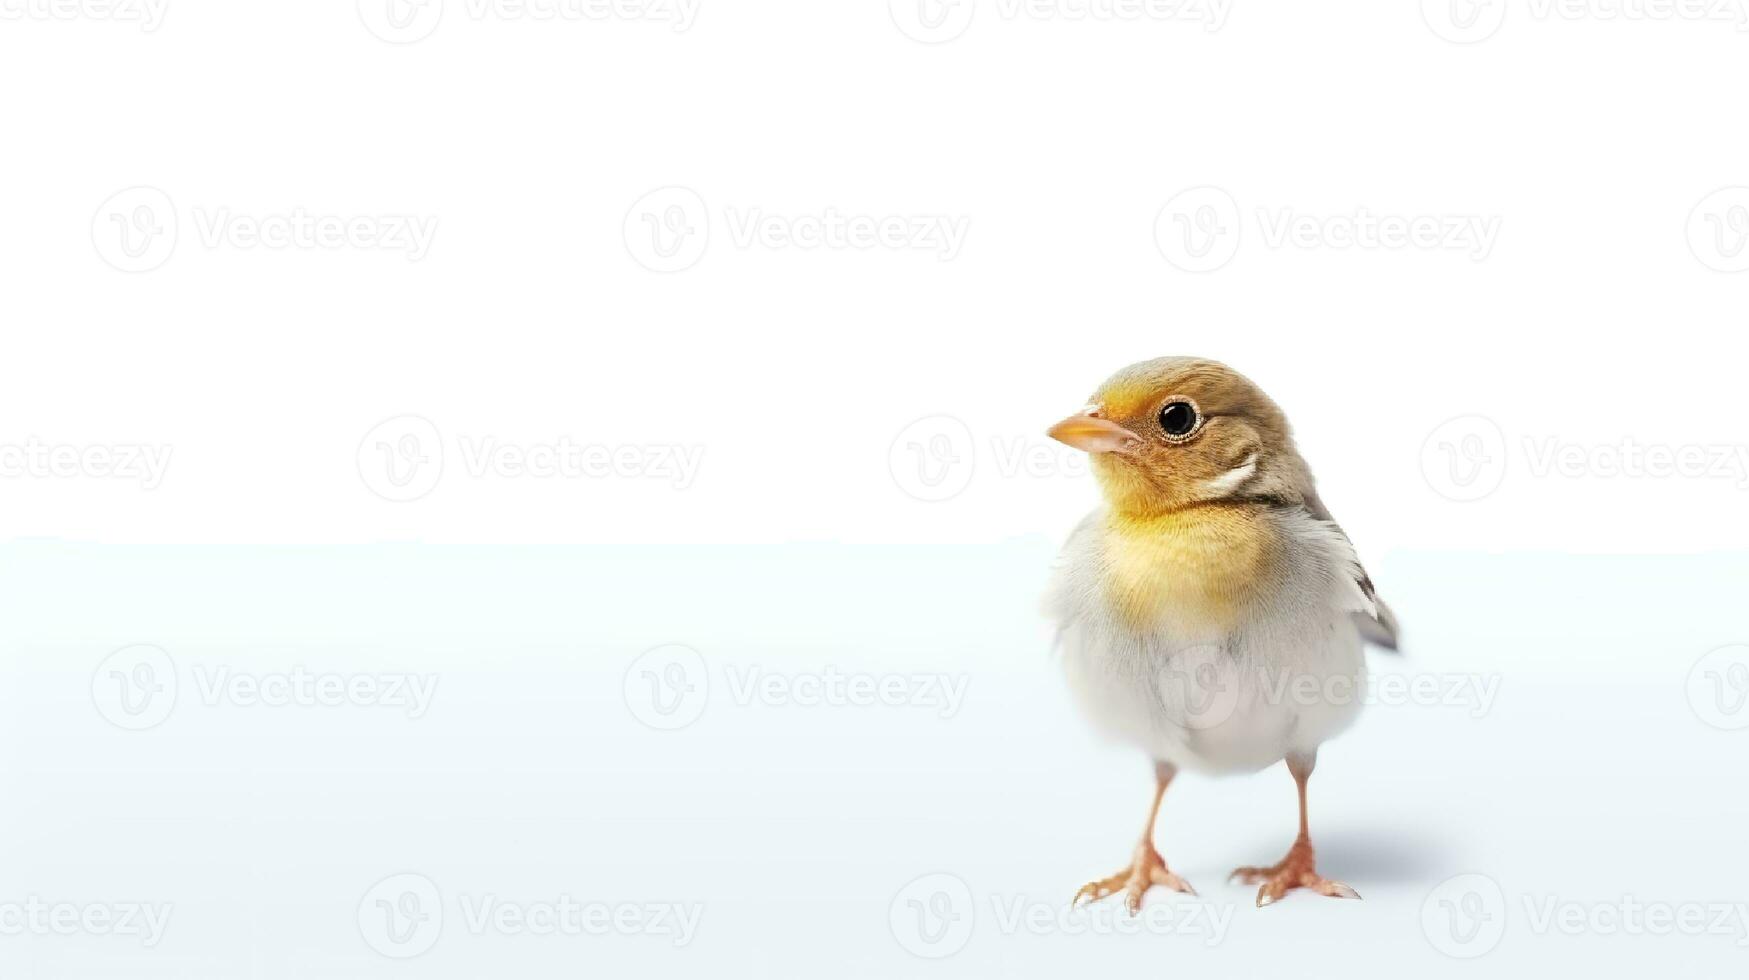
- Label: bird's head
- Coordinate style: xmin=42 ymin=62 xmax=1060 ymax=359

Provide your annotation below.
xmin=1048 ymin=357 xmax=1313 ymax=517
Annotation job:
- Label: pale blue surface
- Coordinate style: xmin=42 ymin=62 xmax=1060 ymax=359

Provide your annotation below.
xmin=1 ymin=542 xmax=1744 ymax=977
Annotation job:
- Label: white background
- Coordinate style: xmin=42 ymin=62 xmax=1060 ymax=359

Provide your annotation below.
xmin=3 ymin=1 xmax=1749 ymax=977
xmin=2 ymin=0 xmax=1748 ymax=550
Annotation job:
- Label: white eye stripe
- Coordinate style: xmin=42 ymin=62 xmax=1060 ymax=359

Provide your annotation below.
xmin=1203 ymin=452 xmax=1259 ymax=496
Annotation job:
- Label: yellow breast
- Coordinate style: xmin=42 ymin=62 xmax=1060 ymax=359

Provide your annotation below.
xmin=1099 ymin=505 xmax=1279 ymax=636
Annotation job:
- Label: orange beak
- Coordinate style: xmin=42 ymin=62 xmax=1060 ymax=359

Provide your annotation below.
xmin=1048 ymin=410 xmax=1140 ymax=454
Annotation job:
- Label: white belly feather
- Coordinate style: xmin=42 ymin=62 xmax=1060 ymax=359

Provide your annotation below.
xmin=1047 ymin=507 xmax=1370 ymax=774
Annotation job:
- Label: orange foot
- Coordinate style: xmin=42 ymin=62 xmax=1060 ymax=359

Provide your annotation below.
xmin=1229 ymin=839 xmax=1359 ymax=907
xmin=1073 ymin=843 xmax=1197 ymax=914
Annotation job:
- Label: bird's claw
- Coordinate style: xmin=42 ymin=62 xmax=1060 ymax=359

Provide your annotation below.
xmin=1321 ymin=880 xmax=1361 ymax=900
xmin=1256 ymin=877 xmax=1360 ymax=906
xmin=1236 ymin=840 xmax=1359 ymax=907
xmin=1072 ymin=846 xmax=1196 ymax=914
xmin=1228 ymin=864 xmax=1275 ymax=886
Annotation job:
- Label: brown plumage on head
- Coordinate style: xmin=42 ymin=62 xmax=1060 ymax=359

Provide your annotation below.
xmin=1051 ymin=356 xmax=1314 ymax=518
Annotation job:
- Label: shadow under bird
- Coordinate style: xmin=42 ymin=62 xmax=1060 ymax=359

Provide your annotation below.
xmin=1044 ymin=356 xmax=1400 ymax=909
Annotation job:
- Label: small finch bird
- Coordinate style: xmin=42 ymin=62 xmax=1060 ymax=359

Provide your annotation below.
xmin=1044 ymin=356 xmax=1399 ymax=909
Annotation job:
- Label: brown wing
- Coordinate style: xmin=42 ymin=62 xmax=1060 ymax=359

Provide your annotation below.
xmin=1304 ymin=490 xmax=1400 ymax=652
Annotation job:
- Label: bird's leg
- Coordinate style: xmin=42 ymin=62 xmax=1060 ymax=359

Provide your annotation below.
xmin=1228 ymin=751 xmax=1360 ymax=907
xmin=1073 ymin=762 xmax=1197 ymax=914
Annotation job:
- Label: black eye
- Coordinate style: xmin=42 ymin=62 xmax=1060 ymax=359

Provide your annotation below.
xmin=1158 ymin=401 xmax=1199 ymax=439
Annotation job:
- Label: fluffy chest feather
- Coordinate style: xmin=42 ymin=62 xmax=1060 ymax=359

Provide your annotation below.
xmin=1097 ymin=507 xmax=1279 ymax=638
xmin=1047 ymin=505 xmax=1367 ymax=773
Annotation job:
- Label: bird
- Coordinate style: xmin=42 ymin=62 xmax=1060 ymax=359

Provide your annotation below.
xmin=1042 ymin=356 xmax=1398 ymax=910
